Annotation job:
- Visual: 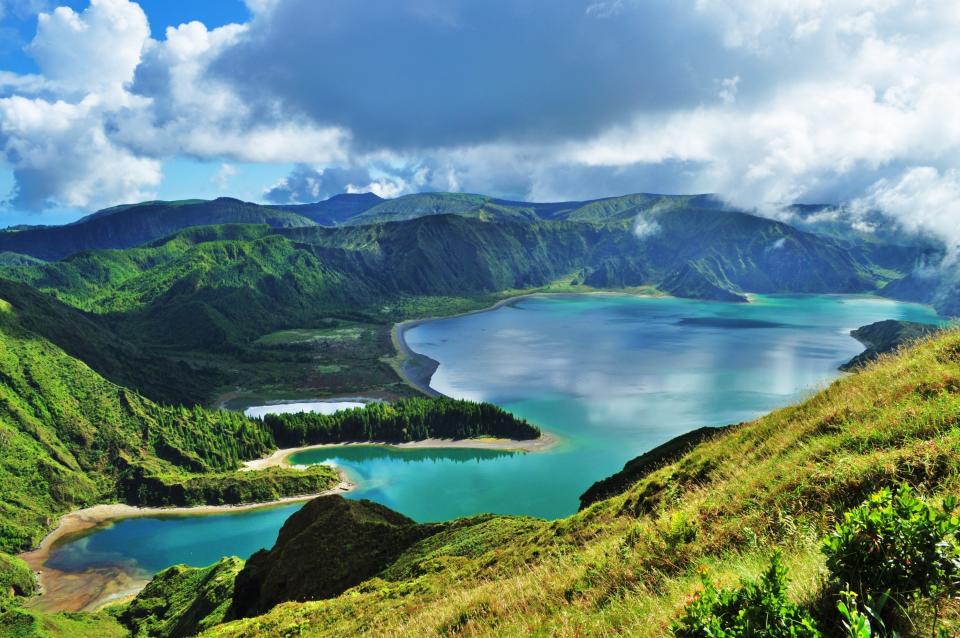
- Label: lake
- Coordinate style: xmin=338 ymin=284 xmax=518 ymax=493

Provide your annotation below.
xmin=45 ymin=294 xmax=941 ymax=577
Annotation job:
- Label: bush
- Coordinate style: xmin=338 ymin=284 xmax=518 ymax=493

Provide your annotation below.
xmin=0 ymin=552 xmax=35 ymax=601
xmin=823 ymin=485 xmax=960 ymax=629
xmin=672 ymin=553 xmax=821 ymax=637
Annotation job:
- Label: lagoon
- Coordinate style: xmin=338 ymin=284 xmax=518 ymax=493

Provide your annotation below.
xmin=45 ymin=294 xmax=941 ymax=576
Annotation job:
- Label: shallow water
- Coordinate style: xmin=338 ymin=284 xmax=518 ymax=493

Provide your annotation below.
xmin=47 ymin=294 xmax=941 ymax=574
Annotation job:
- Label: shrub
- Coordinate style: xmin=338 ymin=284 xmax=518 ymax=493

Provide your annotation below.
xmin=823 ymin=485 xmax=960 ymax=630
xmin=0 ymin=552 xmax=35 ymax=601
xmin=672 ymin=553 xmax=821 ymax=637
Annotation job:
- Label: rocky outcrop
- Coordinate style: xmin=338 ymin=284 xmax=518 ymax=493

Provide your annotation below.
xmin=230 ymin=496 xmax=431 ymax=618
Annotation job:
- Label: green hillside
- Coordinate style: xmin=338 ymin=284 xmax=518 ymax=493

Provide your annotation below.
xmin=184 ymin=328 xmax=960 ymax=637
xmin=0 ymin=208 xmax=902 ymax=405
xmin=7 ymin=211 xmax=887 ymax=337
xmin=0 ymin=279 xmax=220 ymax=404
xmin=0 ymin=298 xmax=338 ymax=554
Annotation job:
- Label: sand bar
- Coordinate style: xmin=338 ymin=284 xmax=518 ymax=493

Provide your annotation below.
xmin=243 ymin=431 xmax=560 ymax=471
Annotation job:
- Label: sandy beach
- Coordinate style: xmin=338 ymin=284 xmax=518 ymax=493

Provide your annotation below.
xmin=243 ymin=431 xmax=560 ymax=471
xmin=19 ymin=475 xmax=353 ymax=613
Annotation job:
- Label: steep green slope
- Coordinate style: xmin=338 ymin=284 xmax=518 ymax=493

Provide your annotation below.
xmin=0 ymin=199 xmax=315 ymax=261
xmin=231 ymin=497 xmax=428 ymax=618
xmin=118 ymin=557 xmax=244 ymax=638
xmin=201 ymin=330 xmax=960 ymax=637
xmin=0 ymin=298 xmax=338 ymax=554
xmin=0 ymin=279 xmax=220 ymax=404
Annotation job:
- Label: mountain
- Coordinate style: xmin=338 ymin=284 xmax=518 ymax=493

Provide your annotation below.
xmin=0 ymin=198 xmax=316 ymax=261
xmin=1 ymin=209 xmax=889 ymax=355
xmin=343 ymin=192 xmax=542 ymax=225
xmin=92 ymin=328 xmax=959 ymax=637
xmin=277 ymin=192 xmax=384 ymax=225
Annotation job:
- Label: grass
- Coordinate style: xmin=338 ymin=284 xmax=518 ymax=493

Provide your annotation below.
xmin=0 ymin=608 xmax=126 ymax=638
xmin=202 ymin=329 xmax=960 ymax=637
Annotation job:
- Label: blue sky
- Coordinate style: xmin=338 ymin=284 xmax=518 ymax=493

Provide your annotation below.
xmin=0 ymin=0 xmax=958 ymax=246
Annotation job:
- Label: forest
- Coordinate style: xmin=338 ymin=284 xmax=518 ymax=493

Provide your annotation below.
xmin=263 ymin=397 xmax=541 ymax=447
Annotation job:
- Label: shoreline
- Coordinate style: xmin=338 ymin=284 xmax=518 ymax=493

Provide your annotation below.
xmin=19 ymin=474 xmax=354 ymax=614
xmin=242 ymin=433 xmax=561 ymax=471
xmin=19 ymin=425 xmax=560 ymax=614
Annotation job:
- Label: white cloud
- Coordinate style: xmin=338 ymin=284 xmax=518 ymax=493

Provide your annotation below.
xmin=0 ymin=0 xmax=957 ymax=245
xmin=717 ymin=75 xmax=740 ymax=104
xmin=0 ymin=94 xmax=160 ymax=209
xmin=632 ymin=216 xmax=661 ymax=239
xmin=27 ymin=0 xmax=148 ymax=95
xmin=854 ymin=167 xmax=960 ymax=259
xmin=212 ymin=162 xmax=236 ymax=190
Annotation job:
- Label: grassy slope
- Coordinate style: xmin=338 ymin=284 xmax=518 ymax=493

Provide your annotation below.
xmin=204 ymin=330 xmax=960 ymax=637
xmin=118 ymin=557 xmax=244 ymax=638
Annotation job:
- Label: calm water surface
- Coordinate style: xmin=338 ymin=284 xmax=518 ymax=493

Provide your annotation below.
xmin=47 ymin=294 xmax=941 ymax=576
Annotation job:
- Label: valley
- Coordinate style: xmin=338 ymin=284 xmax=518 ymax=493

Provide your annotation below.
xmin=0 ymin=190 xmax=955 ymax=637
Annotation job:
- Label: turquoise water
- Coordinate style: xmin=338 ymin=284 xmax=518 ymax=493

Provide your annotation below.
xmin=46 ymin=294 xmax=941 ymax=576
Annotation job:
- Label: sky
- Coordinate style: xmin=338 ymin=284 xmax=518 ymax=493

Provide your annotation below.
xmin=0 ymin=0 xmax=958 ymax=251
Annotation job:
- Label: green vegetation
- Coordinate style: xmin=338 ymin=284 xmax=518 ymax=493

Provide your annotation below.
xmin=230 ymin=497 xmax=428 ymax=618
xmin=841 ymin=319 xmax=943 ymax=371
xmin=0 ymin=185 xmax=918 ymax=411
xmin=0 ymin=198 xmax=315 ymax=261
xmin=0 ymin=553 xmax=34 ymax=600
xmin=118 ymin=463 xmax=338 ymax=508
xmin=0 ymin=608 xmax=126 ymax=638
xmin=672 ymin=554 xmax=821 ymax=637
xmin=579 ymin=425 xmax=725 ymax=509
xmin=119 ymin=557 xmax=244 ymax=638
xmin=254 ymin=324 xmax=368 ymax=347
xmin=0 ymin=299 xmax=337 ymax=554
xmin=0 ymin=199 xmax=903 ymax=404
xmin=263 ymin=397 xmax=540 ymax=446
xmin=824 ymin=486 xmax=960 ymax=634
xmin=0 ymin=279 xmax=220 ymax=405
xmin=0 ymin=291 xmax=532 ymax=555
xmin=195 ymin=329 xmax=960 ymax=637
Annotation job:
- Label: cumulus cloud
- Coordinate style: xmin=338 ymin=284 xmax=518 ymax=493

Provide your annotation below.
xmin=28 ymin=0 xmax=148 ymax=95
xmin=0 ymin=0 xmax=348 ymax=211
xmin=0 ymin=0 xmax=160 ymax=210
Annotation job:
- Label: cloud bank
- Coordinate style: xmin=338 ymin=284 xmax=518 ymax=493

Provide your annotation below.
xmin=0 ymin=0 xmax=957 ymax=262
